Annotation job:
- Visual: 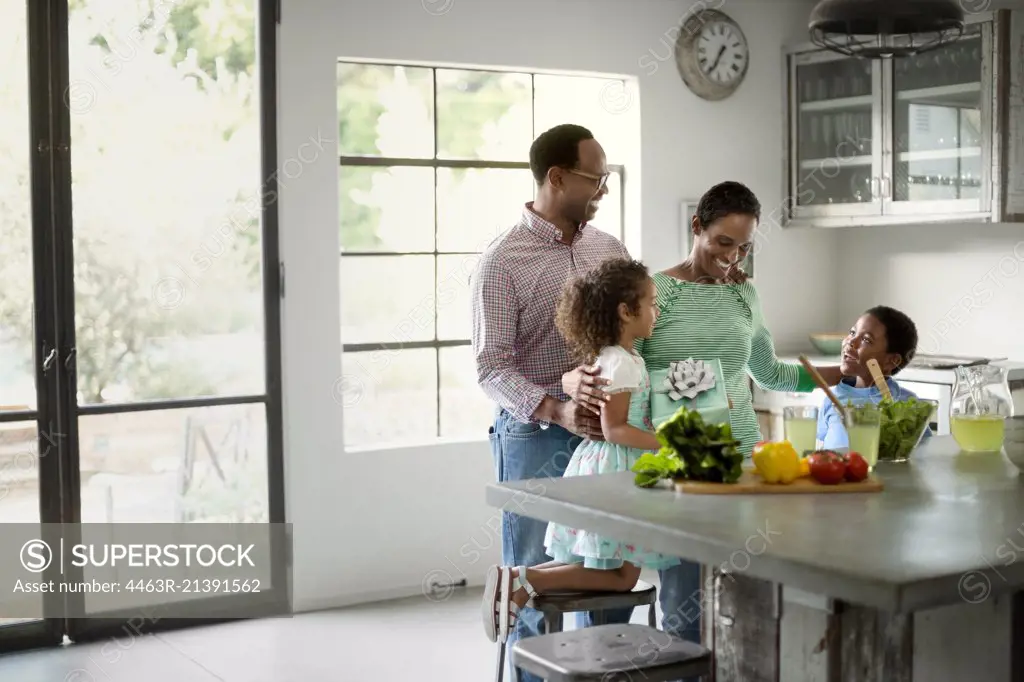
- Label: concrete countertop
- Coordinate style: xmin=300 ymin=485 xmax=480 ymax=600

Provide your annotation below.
xmin=486 ymin=436 xmax=1024 ymax=613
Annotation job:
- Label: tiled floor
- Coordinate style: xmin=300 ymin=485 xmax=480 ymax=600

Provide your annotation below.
xmin=0 ymin=585 xmax=658 ymax=681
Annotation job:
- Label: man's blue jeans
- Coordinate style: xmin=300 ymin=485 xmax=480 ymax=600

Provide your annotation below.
xmin=490 ymin=409 xmax=703 ymax=682
xmin=491 ymin=409 xmax=610 ymax=682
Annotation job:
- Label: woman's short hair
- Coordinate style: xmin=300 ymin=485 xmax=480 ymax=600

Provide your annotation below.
xmin=696 ymin=180 xmax=761 ymax=229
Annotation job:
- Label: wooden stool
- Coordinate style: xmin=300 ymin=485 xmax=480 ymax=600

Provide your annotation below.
xmin=496 ymin=581 xmax=658 ymax=682
xmin=512 ymin=623 xmax=713 ymax=681
xmin=531 ymin=579 xmax=658 ymax=633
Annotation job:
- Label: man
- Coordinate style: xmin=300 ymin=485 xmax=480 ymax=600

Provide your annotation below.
xmin=470 ymin=123 xmax=630 ymax=679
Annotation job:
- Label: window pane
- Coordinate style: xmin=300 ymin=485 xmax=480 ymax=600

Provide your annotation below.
xmin=440 ymin=346 xmax=495 ymax=439
xmin=590 ymin=170 xmax=622 ymax=239
xmin=337 ymin=63 xmax=434 ymax=158
xmin=0 ymin=421 xmax=40 ymax=524
xmin=77 ymin=403 xmax=274 ymax=615
xmin=436 ymin=168 xmax=533 ymax=252
xmin=0 ymin=422 xmax=40 ymax=639
xmin=533 ymin=75 xmax=632 ymax=163
xmin=68 ymin=0 xmax=266 ymax=406
xmin=77 ymin=404 xmax=267 ymax=524
xmin=0 ymin=0 xmax=36 ymax=413
xmin=342 ymin=349 xmax=437 ymax=447
xmin=341 ymin=256 xmax=435 ymax=344
xmin=436 ymin=69 xmax=533 ymax=161
xmin=437 ymin=254 xmax=480 ymax=340
xmin=0 ymin=420 xmax=41 ymax=627
xmin=340 ymin=166 xmax=435 ymax=252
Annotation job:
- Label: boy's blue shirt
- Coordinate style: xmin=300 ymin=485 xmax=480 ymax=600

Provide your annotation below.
xmin=816 ymin=376 xmax=933 ymax=449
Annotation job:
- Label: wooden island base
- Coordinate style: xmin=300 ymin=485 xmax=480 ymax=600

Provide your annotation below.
xmin=701 ymin=571 xmax=1022 ymax=682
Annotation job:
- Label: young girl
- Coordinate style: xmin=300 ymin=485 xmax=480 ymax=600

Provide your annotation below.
xmin=482 ymin=258 xmax=680 ymax=643
xmin=817 ymin=304 xmax=931 ymax=448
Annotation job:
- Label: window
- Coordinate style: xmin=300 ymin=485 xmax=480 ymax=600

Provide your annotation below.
xmin=337 ymin=62 xmax=633 ymax=448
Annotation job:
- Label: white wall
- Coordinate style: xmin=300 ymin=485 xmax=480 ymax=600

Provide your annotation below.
xmin=277 ymin=0 xmax=832 ymax=611
xmin=837 ymin=223 xmax=1024 ymax=360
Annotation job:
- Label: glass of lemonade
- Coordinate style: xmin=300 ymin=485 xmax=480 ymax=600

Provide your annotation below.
xmin=847 ymin=404 xmax=881 ymax=470
xmin=783 ymin=406 xmax=818 ymax=455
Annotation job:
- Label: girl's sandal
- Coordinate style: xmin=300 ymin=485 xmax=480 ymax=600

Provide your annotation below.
xmin=481 ymin=564 xmax=503 ymax=642
xmin=497 ymin=565 xmax=540 ymax=643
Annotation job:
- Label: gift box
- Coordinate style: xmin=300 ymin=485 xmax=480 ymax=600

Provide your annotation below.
xmin=650 ymin=358 xmax=731 ymax=428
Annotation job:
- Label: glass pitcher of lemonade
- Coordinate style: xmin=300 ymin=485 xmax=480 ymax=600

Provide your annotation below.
xmin=951 ymin=365 xmax=1012 ymax=452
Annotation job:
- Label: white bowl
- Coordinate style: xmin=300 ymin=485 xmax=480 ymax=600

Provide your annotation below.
xmin=1002 ymin=417 xmax=1024 ymax=472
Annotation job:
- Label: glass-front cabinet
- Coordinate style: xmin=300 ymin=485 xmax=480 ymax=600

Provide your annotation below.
xmin=789 ymin=52 xmax=881 ymax=216
xmin=886 ymin=25 xmax=986 ymax=215
xmin=782 ymin=10 xmax=1016 ymax=227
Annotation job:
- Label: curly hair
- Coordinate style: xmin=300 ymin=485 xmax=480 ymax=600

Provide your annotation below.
xmin=555 ymin=258 xmax=651 ymax=364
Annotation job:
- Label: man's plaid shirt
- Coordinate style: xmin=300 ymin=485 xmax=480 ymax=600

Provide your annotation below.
xmin=470 ymin=203 xmax=630 ymax=423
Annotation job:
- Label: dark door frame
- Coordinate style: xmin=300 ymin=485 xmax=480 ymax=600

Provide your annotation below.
xmin=1 ymin=0 xmax=287 ymax=652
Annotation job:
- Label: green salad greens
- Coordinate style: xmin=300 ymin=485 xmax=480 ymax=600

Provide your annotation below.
xmin=631 ymin=448 xmax=683 ymax=488
xmin=630 ymin=406 xmax=743 ymax=487
xmin=876 ymin=396 xmax=932 ymax=461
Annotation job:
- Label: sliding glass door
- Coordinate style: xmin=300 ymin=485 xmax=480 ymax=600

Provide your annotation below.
xmin=0 ymin=0 xmax=285 ymax=652
xmin=0 ymin=0 xmax=64 ymax=652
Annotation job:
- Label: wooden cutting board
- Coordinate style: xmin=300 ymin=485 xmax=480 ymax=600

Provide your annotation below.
xmin=674 ymin=469 xmax=883 ymax=494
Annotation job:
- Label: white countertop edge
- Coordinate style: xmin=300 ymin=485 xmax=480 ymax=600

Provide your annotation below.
xmin=774 ymin=352 xmax=1024 ymax=385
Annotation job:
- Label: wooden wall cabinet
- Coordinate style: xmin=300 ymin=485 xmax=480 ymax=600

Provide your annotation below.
xmin=780 ymin=10 xmax=1024 ymax=228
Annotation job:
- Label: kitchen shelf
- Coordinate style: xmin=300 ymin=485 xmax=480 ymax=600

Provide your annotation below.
xmin=799 ymin=155 xmax=871 ymax=170
xmin=799 ymin=95 xmax=873 ymax=112
xmin=896 ymin=82 xmax=982 ymax=106
xmin=896 ymin=147 xmax=982 ymax=162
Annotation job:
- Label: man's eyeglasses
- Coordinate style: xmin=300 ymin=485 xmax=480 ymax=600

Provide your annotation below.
xmin=566 ymin=168 xmax=610 ymax=191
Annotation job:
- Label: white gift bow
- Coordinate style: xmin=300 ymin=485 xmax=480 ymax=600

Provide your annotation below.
xmin=662 ymin=359 xmax=717 ymax=401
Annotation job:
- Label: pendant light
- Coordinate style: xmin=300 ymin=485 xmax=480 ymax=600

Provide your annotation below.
xmin=809 ymin=0 xmax=965 ymax=58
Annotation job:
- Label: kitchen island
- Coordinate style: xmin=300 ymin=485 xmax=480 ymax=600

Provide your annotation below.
xmin=486 ymin=435 xmax=1024 ymax=681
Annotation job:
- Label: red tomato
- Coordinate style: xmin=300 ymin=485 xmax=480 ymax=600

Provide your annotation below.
xmin=808 ymin=450 xmax=846 ymax=485
xmin=844 ymin=452 xmax=869 ymax=482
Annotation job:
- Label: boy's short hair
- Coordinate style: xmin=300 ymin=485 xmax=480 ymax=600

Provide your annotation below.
xmin=865 ymin=305 xmax=918 ymax=374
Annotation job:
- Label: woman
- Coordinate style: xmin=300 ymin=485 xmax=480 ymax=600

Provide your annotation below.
xmin=562 ymin=180 xmax=842 ymax=655
xmin=637 ymin=180 xmax=842 ymax=454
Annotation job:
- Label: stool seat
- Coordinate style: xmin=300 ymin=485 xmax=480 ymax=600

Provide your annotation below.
xmin=495 ymin=580 xmax=660 ymax=682
xmin=527 ymin=579 xmax=657 ymax=616
xmin=511 ymin=623 xmax=712 ymax=682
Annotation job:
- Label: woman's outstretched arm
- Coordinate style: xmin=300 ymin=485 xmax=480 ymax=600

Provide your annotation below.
xmin=744 ymin=285 xmax=842 ymax=391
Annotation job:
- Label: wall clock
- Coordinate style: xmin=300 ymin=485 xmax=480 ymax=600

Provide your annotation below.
xmin=675 ymin=9 xmax=750 ymax=101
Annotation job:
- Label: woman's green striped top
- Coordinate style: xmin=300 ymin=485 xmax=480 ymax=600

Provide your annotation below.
xmin=635 ymin=272 xmax=816 ymax=456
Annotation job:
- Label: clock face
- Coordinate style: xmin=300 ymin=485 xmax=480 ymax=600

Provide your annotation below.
xmin=697 ymin=21 xmax=749 ymax=86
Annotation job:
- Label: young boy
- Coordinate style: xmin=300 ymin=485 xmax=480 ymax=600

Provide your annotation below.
xmin=817 ymin=305 xmax=931 ymax=449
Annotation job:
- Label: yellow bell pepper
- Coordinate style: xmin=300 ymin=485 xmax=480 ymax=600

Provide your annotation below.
xmin=752 ymin=440 xmax=801 ymax=484
xmin=798 ymin=456 xmax=811 ymax=478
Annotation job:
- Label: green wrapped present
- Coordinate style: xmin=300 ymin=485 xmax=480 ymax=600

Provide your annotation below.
xmin=650 ymin=358 xmax=731 ymax=428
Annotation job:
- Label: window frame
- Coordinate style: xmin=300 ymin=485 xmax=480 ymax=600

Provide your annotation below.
xmin=339 ymin=62 xmax=627 ymax=445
